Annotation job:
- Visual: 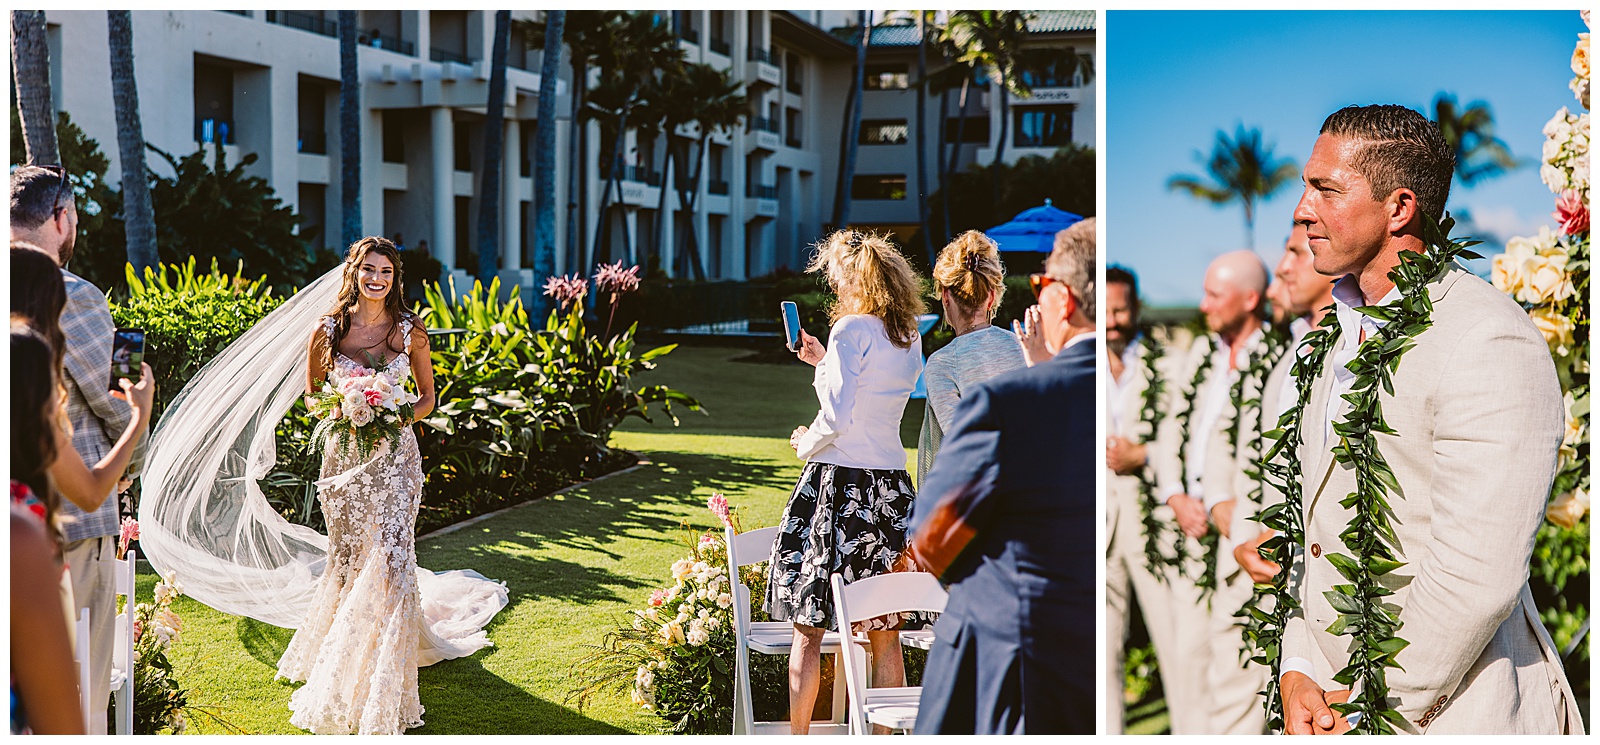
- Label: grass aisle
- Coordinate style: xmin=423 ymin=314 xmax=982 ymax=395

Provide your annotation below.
xmin=155 ymin=345 xmax=921 ymax=734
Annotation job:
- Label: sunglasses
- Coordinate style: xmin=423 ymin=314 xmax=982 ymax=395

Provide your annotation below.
xmin=1028 ymin=273 xmax=1061 ymax=299
xmin=38 ymin=164 xmax=71 ymax=218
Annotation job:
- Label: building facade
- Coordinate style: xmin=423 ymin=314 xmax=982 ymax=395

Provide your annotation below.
xmin=38 ymin=9 xmax=1093 ymax=302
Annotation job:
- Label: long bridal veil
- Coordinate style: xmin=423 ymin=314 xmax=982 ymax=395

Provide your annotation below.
xmin=138 ymin=266 xmax=508 ymax=664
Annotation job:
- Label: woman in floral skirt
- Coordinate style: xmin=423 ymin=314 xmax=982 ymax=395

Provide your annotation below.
xmin=767 ymin=229 xmax=926 ymax=734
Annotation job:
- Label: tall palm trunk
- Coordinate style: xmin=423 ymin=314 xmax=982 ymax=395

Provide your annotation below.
xmin=531 ymin=10 xmax=564 ymax=320
xmin=674 ymin=134 xmax=709 ymax=280
xmin=476 ymin=10 xmax=511 ymax=284
xmin=651 ymin=133 xmax=674 ymax=271
xmin=989 ymin=86 xmax=1009 ymax=222
xmin=941 ymin=77 xmax=971 ymax=243
xmin=832 ymin=11 xmax=869 ymax=228
xmin=337 ymin=10 xmax=361 ymax=247
xmin=11 ymin=11 xmax=58 ymax=165
xmin=107 ymin=11 xmax=157 ymax=273
xmin=564 ymin=58 xmax=588 ymax=272
xmin=593 ymin=105 xmax=636 ymax=266
xmin=914 ymin=12 xmax=932 ymax=267
xmin=935 ymin=86 xmax=950 ymax=243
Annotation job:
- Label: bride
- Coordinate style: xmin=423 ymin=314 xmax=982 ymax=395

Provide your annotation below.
xmin=135 ymin=237 xmax=507 ymax=735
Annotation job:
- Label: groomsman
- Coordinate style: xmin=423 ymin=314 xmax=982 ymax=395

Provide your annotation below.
xmin=1149 ymin=250 xmax=1267 ymax=734
xmin=1232 ymin=223 xmax=1336 ymax=585
xmin=1103 ymin=266 xmax=1185 ymax=733
xmin=1280 ymin=104 xmax=1582 ymax=734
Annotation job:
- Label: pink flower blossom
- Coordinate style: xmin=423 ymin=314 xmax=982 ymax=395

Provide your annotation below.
xmin=364 ymin=389 xmax=384 ymax=407
xmin=648 ymin=589 xmax=668 ymax=607
xmin=700 ymin=534 xmax=716 ymax=546
xmin=706 ymin=493 xmax=731 ymax=528
xmin=542 ymin=273 xmax=589 ymax=307
xmin=594 ymin=261 xmax=642 ymax=295
xmin=118 ymin=517 xmax=140 ymax=559
xmin=1555 ymin=190 xmax=1589 ymax=236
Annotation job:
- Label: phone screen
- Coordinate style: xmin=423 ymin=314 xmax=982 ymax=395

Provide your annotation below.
xmin=781 ymin=301 xmax=801 ymax=352
xmin=110 ymin=328 xmax=145 ymax=391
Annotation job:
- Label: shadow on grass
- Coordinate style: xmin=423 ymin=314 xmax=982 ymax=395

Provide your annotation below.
xmin=414 ymin=654 xmax=630 ymax=734
xmin=237 ymin=617 xmax=295 ymax=669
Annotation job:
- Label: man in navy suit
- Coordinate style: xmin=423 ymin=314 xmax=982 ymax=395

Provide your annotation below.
xmin=910 ymin=218 xmax=1098 ymax=734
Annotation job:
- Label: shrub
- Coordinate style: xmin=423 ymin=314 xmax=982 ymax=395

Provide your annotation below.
xmin=109 ymin=259 xmax=285 ymax=423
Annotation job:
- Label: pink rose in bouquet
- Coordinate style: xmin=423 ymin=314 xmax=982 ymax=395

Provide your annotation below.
xmin=1555 ymin=189 xmax=1589 ymax=236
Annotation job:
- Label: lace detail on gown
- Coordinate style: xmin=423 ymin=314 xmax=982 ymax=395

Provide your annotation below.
xmin=276 ymin=316 xmax=507 ymax=735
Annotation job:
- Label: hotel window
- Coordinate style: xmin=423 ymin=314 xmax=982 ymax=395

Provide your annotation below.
xmin=864 ymin=63 xmax=908 ymax=90
xmin=851 ymin=175 xmax=907 ymax=200
xmin=859 ymin=119 xmax=908 ymax=145
xmin=1014 ymin=105 xmax=1074 ymax=148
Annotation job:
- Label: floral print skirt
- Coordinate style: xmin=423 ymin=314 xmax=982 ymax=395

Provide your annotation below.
xmin=763 ymin=462 xmax=917 ymax=632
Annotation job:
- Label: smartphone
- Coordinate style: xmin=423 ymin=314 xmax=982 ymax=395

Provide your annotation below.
xmin=109 ymin=327 xmax=145 ymax=391
xmin=781 ymin=301 xmax=802 ymax=352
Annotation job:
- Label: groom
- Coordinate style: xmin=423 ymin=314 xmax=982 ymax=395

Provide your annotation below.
xmin=1279 ymin=104 xmax=1582 ymax=735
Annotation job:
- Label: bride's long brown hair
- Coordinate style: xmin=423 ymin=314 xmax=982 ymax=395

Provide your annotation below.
xmin=320 ymin=236 xmax=417 ymax=373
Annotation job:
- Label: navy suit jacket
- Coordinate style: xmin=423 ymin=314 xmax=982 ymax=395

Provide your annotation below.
xmin=910 ymin=337 xmax=1096 ymax=735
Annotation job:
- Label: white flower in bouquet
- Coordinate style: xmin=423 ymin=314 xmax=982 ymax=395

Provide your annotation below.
xmin=154 ymin=580 xmax=180 ymax=606
xmin=716 ymin=592 xmax=733 ymax=609
xmin=170 ymin=709 xmax=188 ymax=736
xmin=1561 ymin=391 xmax=1588 ymax=460
xmin=695 ymin=587 xmax=708 ymax=601
xmin=1547 ymin=487 xmax=1590 ymax=529
xmin=349 ymin=402 xmax=376 ymax=427
xmin=343 ymin=390 xmax=366 ymax=411
xmin=676 ymin=611 xmax=690 ymax=624
xmin=632 ymin=615 xmax=646 ymax=631
xmin=698 ymin=608 xmax=711 ymax=620
xmin=644 ymin=607 xmax=659 ymax=621
xmin=1531 ymin=307 xmax=1578 ymax=357
xmin=686 ymin=627 xmax=709 ymax=646
xmin=660 ymin=620 xmax=685 ymax=645
xmin=671 ymin=559 xmax=693 ymax=580
xmin=706 ymin=616 xmax=722 ymax=630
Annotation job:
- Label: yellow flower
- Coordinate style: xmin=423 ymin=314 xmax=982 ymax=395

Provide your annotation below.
xmin=1530 ymin=307 xmax=1577 ymax=357
xmin=1560 ymin=391 xmax=1588 ymax=461
xmin=1546 ymin=488 xmax=1589 ymax=529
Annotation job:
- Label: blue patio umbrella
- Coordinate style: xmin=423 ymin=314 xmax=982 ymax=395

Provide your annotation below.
xmin=985 ymin=198 xmax=1084 ymax=252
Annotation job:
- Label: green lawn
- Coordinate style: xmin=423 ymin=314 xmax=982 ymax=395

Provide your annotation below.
xmin=155 ymin=345 xmax=923 ymax=734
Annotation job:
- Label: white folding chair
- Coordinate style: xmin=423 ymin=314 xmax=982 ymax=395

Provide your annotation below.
xmin=726 ymin=526 xmax=852 ymax=735
xmin=77 ymin=549 xmax=136 ymax=735
xmin=830 ymin=571 xmax=949 ymax=735
xmin=110 ymin=550 xmax=137 ymax=735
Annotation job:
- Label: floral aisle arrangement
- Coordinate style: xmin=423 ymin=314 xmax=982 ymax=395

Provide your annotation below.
xmin=1491 ymin=10 xmax=1591 ymax=667
xmin=111 ymin=518 xmax=188 ymax=734
xmin=568 ymin=495 xmax=780 ymax=734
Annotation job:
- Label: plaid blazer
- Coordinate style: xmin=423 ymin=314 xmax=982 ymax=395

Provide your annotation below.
xmin=58 ymin=269 xmax=143 ymax=542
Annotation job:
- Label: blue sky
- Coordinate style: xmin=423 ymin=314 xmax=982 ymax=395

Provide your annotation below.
xmin=1107 ymin=10 xmax=1587 ymax=306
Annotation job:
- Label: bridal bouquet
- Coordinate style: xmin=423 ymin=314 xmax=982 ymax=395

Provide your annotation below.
xmin=308 ymin=368 xmax=420 ymax=457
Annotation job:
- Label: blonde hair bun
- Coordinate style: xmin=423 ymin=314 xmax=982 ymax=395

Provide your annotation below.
xmin=932 ymin=230 xmax=1006 ymax=320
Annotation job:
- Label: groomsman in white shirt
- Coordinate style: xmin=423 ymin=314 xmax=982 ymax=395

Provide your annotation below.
xmin=1149 ymin=250 xmax=1267 ymax=734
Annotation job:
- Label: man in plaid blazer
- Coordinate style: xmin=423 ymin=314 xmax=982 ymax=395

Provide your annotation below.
xmin=12 ymin=165 xmax=146 ymax=734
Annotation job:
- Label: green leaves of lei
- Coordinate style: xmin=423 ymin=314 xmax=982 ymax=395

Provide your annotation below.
xmin=1255 ymin=212 xmax=1482 ymax=734
xmin=1133 ymin=333 xmax=1176 ymax=579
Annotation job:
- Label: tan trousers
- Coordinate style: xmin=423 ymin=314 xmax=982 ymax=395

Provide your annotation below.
xmin=65 ymin=535 xmax=116 ymax=736
xmin=1203 ymin=568 xmax=1269 ymax=734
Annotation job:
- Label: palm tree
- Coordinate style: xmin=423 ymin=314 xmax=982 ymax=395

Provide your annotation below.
xmin=337 ymin=10 xmax=361 ymax=248
xmin=475 ymin=10 xmax=511 ymax=284
xmin=1167 ymin=125 xmax=1299 ymax=249
xmin=943 ymin=11 xmax=1086 ymax=220
xmin=831 ymin=10 xmax=870 ymax=228
xmin=528 ymin=10 xmax=626 ymax=272
xmin=11 ymin=10 xmax=57 ymax=165
xmin=530 ymin=10 xmax=564 ymax=320
xmin=1432 ymin=92 xmax=1522 ymax=187
xmin=657 ymin=63 xmax=745 ymax=280
xmin=106 ymin=10 xmax=157 ymax=273
xmin=913 ymin=10 xmax=934 ymax=268
xmin=585 ymin=12 xmax=683 ymax=267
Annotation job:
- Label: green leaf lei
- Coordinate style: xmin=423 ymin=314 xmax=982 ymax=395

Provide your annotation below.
xmin=1166 ymin=336 xmax=1215 ymax=575
xmin=1252 ymin=212 xmax=1481 ymax=734
xmin=1132 ymin=332 xmax=1175 ymax=579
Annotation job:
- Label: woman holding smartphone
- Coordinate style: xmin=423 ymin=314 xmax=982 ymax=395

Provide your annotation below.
xmin=768 ymin=229 xmax=926 ymax=734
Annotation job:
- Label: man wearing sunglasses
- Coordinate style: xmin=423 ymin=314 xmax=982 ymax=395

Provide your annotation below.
xmin=11 ymin=164 xmax=144 ymax=734
xmin=910 ymin=218 xmax=1097 ymax=734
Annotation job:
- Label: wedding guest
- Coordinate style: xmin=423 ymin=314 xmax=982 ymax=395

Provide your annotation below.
xmin=11 ymin=165 xmax=149 ymax=734
xmin=917 ymin=230 xmax=1025 ymax=485
xmin=10 ymin=244 xmax=154 ymax=522
xmin=910 ymin=218 xmax=1097 ymax=734
xmin=767 ymin=229 xmax=925 ymax=735
xmin=10 ymin=326 xmax=86 ymax=735
xmin=1280 ymin=104 xmax=1580 ymax=734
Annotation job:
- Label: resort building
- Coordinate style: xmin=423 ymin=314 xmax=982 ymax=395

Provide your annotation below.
xmin=37 ymin=9 xmax=1094 ymax=302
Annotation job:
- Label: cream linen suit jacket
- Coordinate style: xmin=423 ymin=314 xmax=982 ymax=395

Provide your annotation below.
xmin=1284 ymin=267 xmax=1582 ymax=734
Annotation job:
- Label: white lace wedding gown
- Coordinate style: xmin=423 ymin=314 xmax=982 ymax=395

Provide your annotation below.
xmin=275 ymin=317 xmax=504 ymax=735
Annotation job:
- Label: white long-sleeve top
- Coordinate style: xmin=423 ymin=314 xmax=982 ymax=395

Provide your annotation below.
xmin=795 ymin=314 xmax=924 ymax=470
